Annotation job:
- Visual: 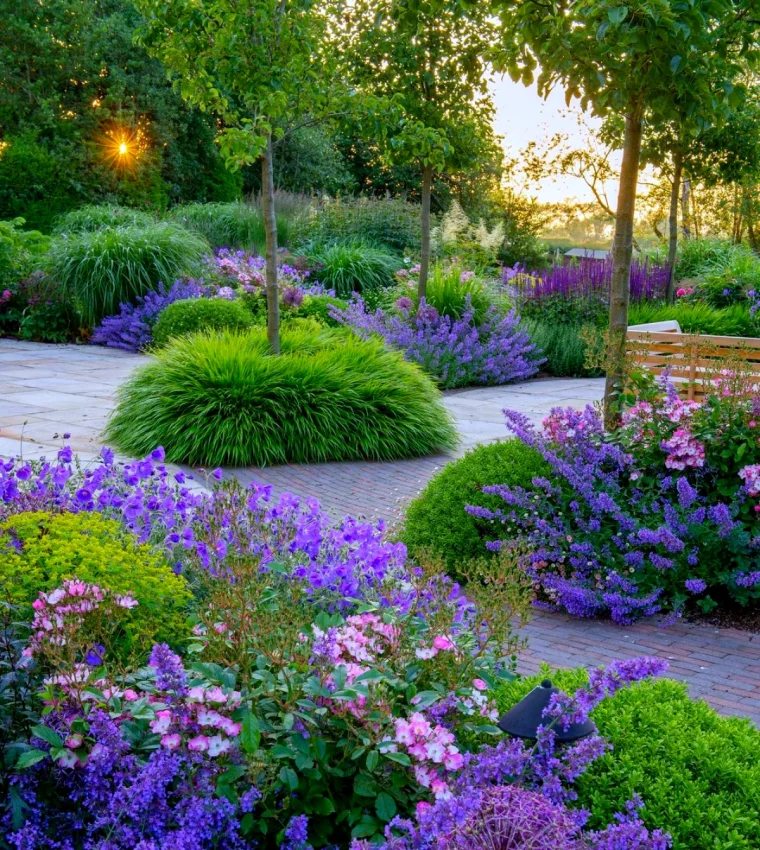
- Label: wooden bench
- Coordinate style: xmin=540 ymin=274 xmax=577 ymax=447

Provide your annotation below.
xmin=626 ymin=325 xmax=760 ymax=400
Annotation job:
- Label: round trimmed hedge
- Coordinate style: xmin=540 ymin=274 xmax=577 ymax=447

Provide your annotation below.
xmin=496 ymin=671 xmax=760 ymax=850
xmin=105 ymin=326 xmax=458 ymax=467
xmin=0 ymin=511 xmax=191 ymax=659
xmin=400 ymin=439 xmax=548 ymax=579
xmin=152 ymin=297 xmax=253 ymax=347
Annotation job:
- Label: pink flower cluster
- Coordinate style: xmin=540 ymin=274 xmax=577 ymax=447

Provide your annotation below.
xmin=675 ymin=286 xmax=694 ymax=297
xmin=148 ymin=684 xmax=243 ymax=756
xmin=661 ymin=427 xmax=705 ymax=470
xmin=414 ymin=634 xmax=456 ymax=660
xmin=393 ymin=712 xmax=464 ymax=798
xmin=25 ymin=580 xmax=137 ymax=658
xmin=542 ymin=409 xmax=590 ymax=444
xmin=739 ymin=464 xmax=760 ymax=496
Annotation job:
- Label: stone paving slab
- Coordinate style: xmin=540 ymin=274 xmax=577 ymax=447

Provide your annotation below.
xmin=2 ymin=339 xmax=759 ymax=725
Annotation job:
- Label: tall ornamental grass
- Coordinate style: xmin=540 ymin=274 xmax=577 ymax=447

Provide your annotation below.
xmin=105 ymin=326 xmax=457 ymax=467
xmin=167 ymin=201 xmax=297 ymax=250
xmin=53 ymin=205 xmax=156 ymax=234
xmin=628 ymin=301 xmax=754 ymax=336
xmin=305 ymin=238 xmax=400 ymax=298
xmin=46 ymin=224 xmax=208 ymax=326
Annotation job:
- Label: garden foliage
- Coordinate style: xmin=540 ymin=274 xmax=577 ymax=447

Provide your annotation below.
xmin=105 ymin=327 xmax=457 ymax=466
xmin=401 ymin=440 xmax=548 ymax=579
xmin=0 ymin=446 xmax=670 ymax=849
xmin=472 ymin=369 xmax=760 ymax=622
xmin=46 ymin=223 xmax=209 ymax=325
xmin=152 ymin=297 xmax=254 ymax=347
xmin=304 ymin=239 xmax=400 ymax=299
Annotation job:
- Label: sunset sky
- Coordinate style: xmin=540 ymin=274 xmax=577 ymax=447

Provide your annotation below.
xmin=491 ymin=76 xmax=621 ymax=205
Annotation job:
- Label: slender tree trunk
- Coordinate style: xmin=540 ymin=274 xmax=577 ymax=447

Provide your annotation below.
xmin=666 ymin=150 xmax=683 ymax=303
xmin=604 ymin=105 xmax=643 ymax=430
xmin=261 ymin=134 xmax=280 ymax=354
xmin=681 ymin=178 xmax=692 ymax=239
xmin=418 ymin=164 xmax=434 ymax=300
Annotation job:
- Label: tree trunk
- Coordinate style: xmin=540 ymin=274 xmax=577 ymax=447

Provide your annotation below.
xmin=261 ymin=134 xmax=280 ymax=354
xmin=666 ymin=150 xmax=683 ymax=303
xmin=603 ymin=106 xmax=643 ymax=430
xmin=681 ymin=178 xmax=692 ymax=239
xmin=418 ymin=164 xmax=434 ymax=300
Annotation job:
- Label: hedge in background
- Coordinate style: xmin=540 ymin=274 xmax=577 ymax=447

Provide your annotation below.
xmin=53 ymin=205 xmax=157 ymax=234
xmin=151 ymin=297 xmax=253 ymax=347
xmin=400 ymin=439 xmax=548 ymax=579
xmin=0 ymin=511 xmax=191 ymax=660
xmin=496 ymin=671 xmax=760 ymax=850
xmin=46 ymin=223 xmax=209 ymax=326
xmin=105 ymin=327 xmax=457 ymax=467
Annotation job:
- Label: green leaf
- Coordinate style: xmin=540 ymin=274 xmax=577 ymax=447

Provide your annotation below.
xmin=375 ymin=791 xmax=397 ymax=822
xmin=383 ymin=751 xmax=412 ymax=767
xmin=670 ymin=55 xmax=683 ymax=74
xmin=15 ymin=749 xmax=48 ymax=770
xmin=366 ymin=749 xmax=379 ymax=771
xmin=279 ymin=767 xmax=299 ymax=790
xmin=30 ymin=725 xmax=63 ymax=749
xmin=607 ymin=6 xmax=628 ymax=25
xmin=240 ymin=711 xmax=260 ymax=754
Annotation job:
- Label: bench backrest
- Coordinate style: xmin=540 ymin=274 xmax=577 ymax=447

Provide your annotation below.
xmin=626 ymin=329 xmax=760 ymax=400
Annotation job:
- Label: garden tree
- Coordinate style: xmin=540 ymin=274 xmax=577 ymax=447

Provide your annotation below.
xmin=136 ymin=0 xmax=344 ymax=354
xmin=0 ymin=0 xmax=238 ymax=230
xmin=342 ymin=0 xmax=497 ymax=298
xmin=493 ymin=0 xmax=760 ymax=426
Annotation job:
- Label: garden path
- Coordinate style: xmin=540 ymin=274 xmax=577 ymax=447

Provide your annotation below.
xmin=1 ymin=338 xmax=759 ymax=726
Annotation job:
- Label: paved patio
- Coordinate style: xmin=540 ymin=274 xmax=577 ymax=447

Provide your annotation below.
xmin=2 ymin=338 xmax=759 ymax=725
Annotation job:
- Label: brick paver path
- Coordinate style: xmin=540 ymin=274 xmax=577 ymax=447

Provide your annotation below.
xmin=2 ymin=339 xmax=759 ymax=724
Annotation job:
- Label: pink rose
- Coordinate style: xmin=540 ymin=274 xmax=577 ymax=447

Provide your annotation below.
xmin=432 ymin=635 xmax=455 ymax=651
xmin=161 ymin=733 xmax=181 ymax=750
xmin=472 ymin=678 xmax=488 ymax=691
xmin=187 ymin=735 xmax=209 ymax=752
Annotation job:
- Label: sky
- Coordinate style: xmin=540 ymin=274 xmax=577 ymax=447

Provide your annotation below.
xmin=491 ymin=76 xmax=619 ymax=205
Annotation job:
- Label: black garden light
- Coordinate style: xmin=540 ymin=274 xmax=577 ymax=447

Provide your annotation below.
xmin=497 ymin=679 xmax=596 ymax=742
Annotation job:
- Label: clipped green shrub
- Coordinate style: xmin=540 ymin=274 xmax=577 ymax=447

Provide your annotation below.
xmin=166 ymin=201 xmax=297 ymax=250
xmin=290 ymin=294 xmax=345 ymax=327
xmin=46 ymin=223 xmax=209 ymax=326
xmin=305 ymin=238 xmax=400 ymax=298
xmin=105 ymin=327 xmax=457 ymax=467
xmin=152 ymin=297 xmax=253 ymax=347
xmin=628 ymin=301 xmax=753 ymax=336
xmin=521 ymin=320 xmax=601 ymax=377
xmin=54 ymin=205 xmax=156 ymax=234
xmin=0 ymin=511 xmax=191 ymax=658
xmin=401 ymin=440 xmax=548 ymax=578
xmin=495 ymin=671 xmax=760 ymax=850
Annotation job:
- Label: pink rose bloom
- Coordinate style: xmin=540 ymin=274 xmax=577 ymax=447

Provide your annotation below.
xmin=187 ymin=686 xmax=206 ymax=701
xmin=472 ymin=678 xmax=487 ymax=691
xmin=32 ymin=598 xmax=45 ymax=611
xmin=207 ymin=734 xmax=231 ymax=757
xmin=443 ymin=749 xmax=464 ymax=771
xmin=65 ymin=734 xmax=83 ymax=749
xmin=150 ymin=710 xmax=173 ymax=735
xmin=46 ymin=588 xmax=66 ymax=605
xmin=197 ymin=708 xmax=223 ymax=727
xmin=123 ymin=689 xmax=139 ymax=701
xmin=414 ymin=646 xmax=437 ymax=660
xmin=676 ymin=288 xmax=686 ymax=297
xmin=205 ymin=686 xmax=227 ymax=703
xmin=187 ymin=735 xmax=209 ymax=752
xmin=430 ymin=778 xmax=451 ymax=798
xmin=161 ymin=733 xmax=181 ymax=750
xmin=219 ymin=718 xmax=241 ymax=737
xmin=432 ymin=635 xmax=455 ymax=651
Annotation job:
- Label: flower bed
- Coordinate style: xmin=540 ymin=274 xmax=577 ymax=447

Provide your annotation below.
xmin=1 ymin=446 xmax=672 ymax=849
xmin=469 ymin=369 xmax=760 ymax=622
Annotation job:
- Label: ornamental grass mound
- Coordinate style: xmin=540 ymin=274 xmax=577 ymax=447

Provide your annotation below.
xmin=105 ymin=326 xmax=457 ymax=467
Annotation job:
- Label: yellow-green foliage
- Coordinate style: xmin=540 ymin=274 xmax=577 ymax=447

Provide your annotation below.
xmin=0 ymin=511 xmax=191 ymax=655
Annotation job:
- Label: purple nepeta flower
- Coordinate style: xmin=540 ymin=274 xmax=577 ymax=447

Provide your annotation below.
xmin=148 ymin=643 xmax=188 ymax=696
xmin=92 ymin=279 xmax=207 ymax=352
xmin=281 ymin=814 xmax=312 ymax=850
xmin=685 ymin=578 xmax=707 ymax=594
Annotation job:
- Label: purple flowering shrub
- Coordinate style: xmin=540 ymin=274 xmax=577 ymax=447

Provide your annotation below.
xmin=2 ymin=446 xmax=671 ymax=849
xmin=505 ymin=259 xmax=670 ymax=325
xmin=91 ymin=278 xmax=208 ymax=351
xmin=332 ymin=296 xmax=542 ymax=390
xmin=470 ymin=370 xmax=760 ymax=622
